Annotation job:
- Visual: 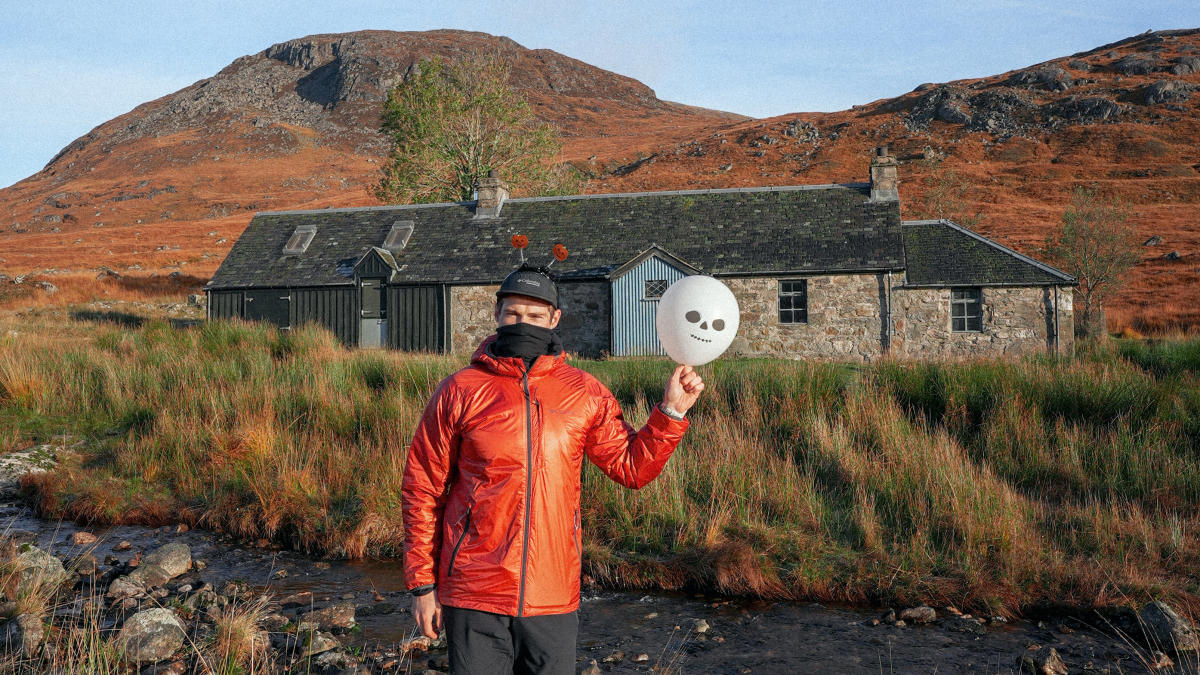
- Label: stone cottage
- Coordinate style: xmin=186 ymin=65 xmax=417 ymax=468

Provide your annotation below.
xmin=205 ymin=149 xmax=1075 ymax=360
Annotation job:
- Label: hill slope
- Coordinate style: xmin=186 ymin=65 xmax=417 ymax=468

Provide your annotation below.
xmin=2 ymin=28 xmax=1198 ymax=331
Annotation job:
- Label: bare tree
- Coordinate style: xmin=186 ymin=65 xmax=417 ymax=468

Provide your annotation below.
xmin=1044 ymin=186 xmax=1140 ymax=338
xmin=912 ymin=155 xmax=984 ymax=229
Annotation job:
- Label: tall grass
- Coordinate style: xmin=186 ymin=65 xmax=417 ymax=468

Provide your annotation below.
xmin=4 ymin=316 xmax=1200 ymax=615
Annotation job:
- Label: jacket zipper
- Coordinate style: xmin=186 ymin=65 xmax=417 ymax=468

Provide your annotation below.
xmin=574 ymin=508 xmax=581 ymax=558
xmin=517 ymin=367 xmax=534 ymax=617
xmin=446 ymin=507 xmax=472 ymax=577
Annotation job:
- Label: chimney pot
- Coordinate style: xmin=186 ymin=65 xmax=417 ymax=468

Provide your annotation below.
xmin=869 ymin=147 xmax=899 ymax=202
xmin=474 ymin=173 xmax=509 ymax=219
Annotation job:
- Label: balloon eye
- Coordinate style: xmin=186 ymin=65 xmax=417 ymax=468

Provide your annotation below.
xmin=712 ymin=319 xmax=725 ymax=331
xmin=685 ymin=310 xmax=701 ymax=323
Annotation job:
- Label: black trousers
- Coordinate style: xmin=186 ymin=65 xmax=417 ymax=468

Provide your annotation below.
xmin=443 ymin=605 xmax=578 ymax=674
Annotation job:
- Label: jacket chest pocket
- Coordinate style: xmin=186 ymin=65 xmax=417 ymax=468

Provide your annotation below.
xmin=447 ymin=507 xmax=472 ymax=577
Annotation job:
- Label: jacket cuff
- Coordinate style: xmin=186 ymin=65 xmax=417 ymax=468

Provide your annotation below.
xmin=409 ymin=583 xmax=437 ymax=597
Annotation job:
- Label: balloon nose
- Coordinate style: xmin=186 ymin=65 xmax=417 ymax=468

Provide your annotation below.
xmin=700 ymin=321 xmax=708 ymax=329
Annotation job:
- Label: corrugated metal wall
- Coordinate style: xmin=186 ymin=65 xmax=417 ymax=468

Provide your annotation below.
xmin=388 ymin=285 xmax=447 ymax=352
xmin=294 ymin=287 xmax=358 ymax=346
xmin=612 ymin=257 xmax=689 ymax=356
xmin=207 ymin=290 xmax=242 ymax=320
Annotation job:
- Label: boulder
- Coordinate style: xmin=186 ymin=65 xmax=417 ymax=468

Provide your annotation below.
xmin=141 ymin=542 xmax=191 ymax=578
xmin=1171 ymin=56 xmax=1200 ymax=75
xmin=1140 ymin=600 xmax=1199 ymax=652
xmin=0 ymin=613 xmax=44 ymax=656
xmin=115 ymin=608 xmax=186 ymax=664
xmin=1143 ymin=80 xmax=1196 ymax=106
xmin=299 ymin=601 xmax=356 ymax=632
xmin=1113 ymin=54 xmax=1163 ymax=75
xmin=900 ymin=605 xmax=937 ymax=624
xmin=9 ymin=545 xmax=69 ymax=596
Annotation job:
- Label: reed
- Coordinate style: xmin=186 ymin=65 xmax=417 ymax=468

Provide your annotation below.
xmin=3 ymin=314 xmax=1200 ymax=615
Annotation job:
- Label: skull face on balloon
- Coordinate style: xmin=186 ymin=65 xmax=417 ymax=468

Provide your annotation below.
xmin=656 ymin=276 xmax=740 ymax=366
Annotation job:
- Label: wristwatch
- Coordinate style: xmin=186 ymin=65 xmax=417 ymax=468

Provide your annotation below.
xmin=658 ymin=402 xmax=686 ymax=421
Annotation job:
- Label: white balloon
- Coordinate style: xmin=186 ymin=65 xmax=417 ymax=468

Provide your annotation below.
xmin=656 ymin=276 xmax=740 ymax=366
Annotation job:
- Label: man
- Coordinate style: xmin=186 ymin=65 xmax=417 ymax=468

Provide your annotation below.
xmin=402 ymin=264 xmax=703 ymax=674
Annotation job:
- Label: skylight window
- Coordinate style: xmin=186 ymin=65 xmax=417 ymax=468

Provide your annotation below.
xmin=383 ymin=220 xmax=415 ymax=252
xmin=282 ymin=224 xmax=317 ymax=255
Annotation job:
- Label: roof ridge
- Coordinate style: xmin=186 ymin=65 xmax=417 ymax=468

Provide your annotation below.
xmin=254 ymin=182 xmax=872 ymax=217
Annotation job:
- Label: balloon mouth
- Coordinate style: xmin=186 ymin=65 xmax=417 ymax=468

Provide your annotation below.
xmin=688 ymin=333 xmax=712 ymax=343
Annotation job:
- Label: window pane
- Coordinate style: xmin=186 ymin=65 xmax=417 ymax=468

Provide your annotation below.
xmin=953 ymin=317 xmax=964 ymax=332
xmin=780 ymin=296 xmax=792 ymax=310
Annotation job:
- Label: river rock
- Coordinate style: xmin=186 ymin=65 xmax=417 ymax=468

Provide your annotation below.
xmin=1140 ymin=600 xmax=1198 ymax=652
xmin=115 ymin=607 xmax=186 ymax=664
xmin=1 ymin=613 xmax=45 ymax=656
xmin=297 ymin=630 xmax=340 ymax=659
xmin=107 ymin=574 xmax=147 ymax=601
xmin=71 ymin=531 xmax=99 ymax=546
xmin=141 ymin=542 xmax=191 ymax=578
xmin=11 ymin=545 xmax=69 ymax=596
xmin=581 ymin=660 xmax=602 ymax=675
xmin=1017 ymin=646 xmax=1067 ymax=674
xmin=900 ymin=606 xmax=937 ymax=624
xmin=73 ymin=553 xmax=98 ymax=577
xmin=282 ymin=591 xmax=313 ymax=608
xmin=692 ymin=618 xmax=711 ymax=634
xmin=945 ymin=616 xmax=987 ymax=635
xmin=300 ymin=601 xmax=356 ymax=632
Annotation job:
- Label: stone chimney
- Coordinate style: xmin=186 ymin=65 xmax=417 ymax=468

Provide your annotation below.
xmin=869 ymin=146 xmax=899 ymax=202
xmin=473 ymin=170 xmax=509 ymax=219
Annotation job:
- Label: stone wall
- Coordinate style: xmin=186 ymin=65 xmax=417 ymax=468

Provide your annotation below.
xmin=449 ymin=285 xmax=499 ymax=354
xmin=891 ymin=285 xmax=1074 ymax=359
xmin=555 ymin=282 xmax=610 ymax=358
xmin=450 ymin=277 xmax=1075 ymax=361
xmin=448 ymin=281 xmax=611 ymax=357
xmin=724 ymin=274 xmax=892 ymax=361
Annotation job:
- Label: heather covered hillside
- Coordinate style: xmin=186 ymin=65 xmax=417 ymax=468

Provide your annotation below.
xmin=1 ymin=28 xmax=1198 ymax=331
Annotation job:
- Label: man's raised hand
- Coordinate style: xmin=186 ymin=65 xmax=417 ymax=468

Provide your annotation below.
xmin=663 ymin=364 xmax=704 ymax=416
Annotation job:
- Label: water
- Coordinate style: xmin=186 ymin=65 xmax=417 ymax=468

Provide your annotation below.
xmin=2 ymin=500 xmax=1178 ymax=673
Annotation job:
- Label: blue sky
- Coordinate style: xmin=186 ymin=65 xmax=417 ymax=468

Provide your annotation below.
xmin=1 ymin=1 xmax=1195 ymax=189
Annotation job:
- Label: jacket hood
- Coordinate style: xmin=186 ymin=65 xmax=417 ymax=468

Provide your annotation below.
xmin=471 ymin=334 xmax=566 ymax=378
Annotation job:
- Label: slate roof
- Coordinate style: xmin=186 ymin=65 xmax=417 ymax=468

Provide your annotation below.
xmin=901 ymin=220 xmax=1075 ymax=287
xmin=206 ymin=184 xmax=903 ymax=289
xmin=206 ymin=187 xmax=1073 ymax=291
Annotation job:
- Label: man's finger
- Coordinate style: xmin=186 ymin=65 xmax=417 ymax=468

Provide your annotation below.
xmin=433 ymin=606 xmax=443 ymax=635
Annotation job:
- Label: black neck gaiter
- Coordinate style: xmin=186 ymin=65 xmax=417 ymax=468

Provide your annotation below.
xmin=492 ymin=322 xmax=563 ymax=369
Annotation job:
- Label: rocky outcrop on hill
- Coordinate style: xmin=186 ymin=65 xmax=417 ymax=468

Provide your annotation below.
xmin=44 ymin=29 xmax=707 ymax=175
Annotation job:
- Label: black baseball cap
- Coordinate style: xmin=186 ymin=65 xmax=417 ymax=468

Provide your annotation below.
xmin=496 ymin=265 xmax=559 ymax=309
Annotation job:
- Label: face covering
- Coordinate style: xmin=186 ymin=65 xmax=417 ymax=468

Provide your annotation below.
xmin=493 ymin=322 xmax=563 ymax=366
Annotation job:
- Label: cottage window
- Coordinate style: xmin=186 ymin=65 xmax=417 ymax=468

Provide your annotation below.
xmin=644 ymin=279 xmax=668 ymax=299
xmin=283 ymin=224 xmax=317 ymax=255
xmin=383 ymin=220 xmax=414 ymax=251
xmin=778 ymin=279 xmax=808 ymax=324
xmin=951 ymin=288 xmax=983 ymax=332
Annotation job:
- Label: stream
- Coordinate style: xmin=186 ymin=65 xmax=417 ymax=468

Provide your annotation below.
xmin=1 ymin=494 xmax=1181 ymax=673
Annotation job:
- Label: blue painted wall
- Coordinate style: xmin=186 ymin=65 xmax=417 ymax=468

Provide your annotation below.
xmin=612 ymin=256 xmax=689 ymax=356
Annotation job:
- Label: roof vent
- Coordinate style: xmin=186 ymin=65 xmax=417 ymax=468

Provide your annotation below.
xmin=282 ymin=223 xmax=317 ymax=254
xmin=383 ymin=220 xmax=415 ymax=251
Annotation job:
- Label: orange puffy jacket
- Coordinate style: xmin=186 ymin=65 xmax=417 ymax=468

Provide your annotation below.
xmin=401 ymin=335 xmax=688 ymax=617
